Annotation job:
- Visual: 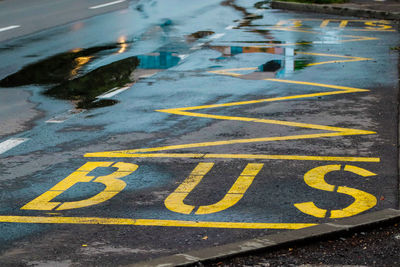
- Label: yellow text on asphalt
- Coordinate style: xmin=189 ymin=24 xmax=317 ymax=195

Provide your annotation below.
xmin=294 ymin=165 xmax=377 ymax=218
xmin=165 ymin=163 xmax=263 ymax=214
xmin=21 ymin=162 xmax=138 ymax=210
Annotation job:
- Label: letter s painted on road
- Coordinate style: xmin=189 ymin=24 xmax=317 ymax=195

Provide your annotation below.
xmin=294 ymin=165 xmax=377 ymax=219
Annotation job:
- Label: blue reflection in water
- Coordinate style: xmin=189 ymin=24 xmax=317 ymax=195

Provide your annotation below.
xmin=137 ymin=52 xmax=180 ymax=69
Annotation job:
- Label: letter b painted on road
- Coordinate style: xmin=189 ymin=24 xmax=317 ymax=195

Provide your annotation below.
xmin=21 ymin=162 xmax=138 ymax=211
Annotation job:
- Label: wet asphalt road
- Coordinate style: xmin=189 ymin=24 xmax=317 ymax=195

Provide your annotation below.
xmin=0 ymin=0 xmax=399 ymax=265
xmin=0 ymin=0 xmax=131 ymax=42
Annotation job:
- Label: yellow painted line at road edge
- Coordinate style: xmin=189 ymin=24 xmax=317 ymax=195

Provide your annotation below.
xmin=0 ymin=215 xmax=316 ymax=229
xmin=84 ymin=152 xmax=380 ymax=162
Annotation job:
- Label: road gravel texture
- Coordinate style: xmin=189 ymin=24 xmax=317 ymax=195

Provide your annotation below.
xmin=207 ymin=220 xmax=400 ymax=267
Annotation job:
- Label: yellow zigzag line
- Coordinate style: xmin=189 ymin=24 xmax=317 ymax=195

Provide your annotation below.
xmin=259 ymin=26 xmax=379 ymax=42
xmin=211 ymin=48 xmax=372 ymax=67
xmin=85 ymin=79 xmax=376 ymax=160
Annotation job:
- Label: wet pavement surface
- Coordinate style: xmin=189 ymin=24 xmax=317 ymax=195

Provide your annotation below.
xmin=0 ymin=0 xmax=399 ymax=265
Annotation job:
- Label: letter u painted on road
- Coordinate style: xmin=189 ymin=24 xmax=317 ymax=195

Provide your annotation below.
xmin=21 ymin=162 xmax=138 ymax=210
xmin=164 ymin=162 xmax=263 ymax=215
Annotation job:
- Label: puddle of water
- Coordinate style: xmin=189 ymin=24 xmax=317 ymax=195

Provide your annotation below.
xmin=137 ymin=52 xmax=180 ymax=69
xmin=211 ymin=45 xmax=286 ymax=56
xmin=209 ymin=45 xmax=312 ymax=78
xmin=0 ymin=45 xmax=122 ymax=87
xmin=254 ymin=1 xmax=271 ymax=9
xmin=186 ymin=31 xmax=215 ymax=43
xmin=0 ymin=44 xmax=181 ymax=109
xmin=44 ymin=57 xmax=139 ymax=109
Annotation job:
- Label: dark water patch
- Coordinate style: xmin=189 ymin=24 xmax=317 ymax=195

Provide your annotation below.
xmin=221 ymin=0 xmax=263 ymax=27
xmin=44 ymin=57 xmax=139 ymax=109
xmin=1 ymin=43 xmax=180 ymax=109
xmin=254 ymin=1 xmax=271 ymax=9
xmin=58 ymin=125 xmax=105 ymax=132
xmin=257 ymin=59 xmax=312 ymax=74
xmin=259 ymin=60 xmax=281 ymax=72
xmin=0 ymin=45 xmax=120 ymax=87
xmin=186 ymin=31 xmax=215 ymax=42
xmin=249 ymin=59 xmax=312 ymax=78
xmin=78 ymin=99 xmax=119 ymax=109
xmin=24 ymin=54 xmax=39 ymax=58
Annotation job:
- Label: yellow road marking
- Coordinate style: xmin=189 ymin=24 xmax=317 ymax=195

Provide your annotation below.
xmin=86 ymin=78 xmax=375 ymax=157
xmin=274 ymin=19 xmax=394 ymax=32
xmin=339 ymin=20 xmax=349 ymax=28
xmin=296 ymin=52 xmax=371 ymax=66
xmin=0 ymin=215 xmax=317 ymax=229
xmin=262 ymin=26 xmax=381 ymax=42
xmin=22 ymin=162 xmax=138 ymax=211
xmin=84 ymin=152 xmax=380 ymax=162
xmin=320 ymin=20 xmax=330 ymax=28
xmin=294 ymin=165 xmax=377 ymax=218
xmin=207 ymin=51 xmax=371 ymax=69
xmin=165 ymin=163 xmax=263 ymax=214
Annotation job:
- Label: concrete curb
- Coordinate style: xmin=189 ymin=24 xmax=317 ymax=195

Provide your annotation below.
xmin=130 ymin=209 xmax=400 ymax=267
xmin=271 ymin=1 xmax=400 ymax=20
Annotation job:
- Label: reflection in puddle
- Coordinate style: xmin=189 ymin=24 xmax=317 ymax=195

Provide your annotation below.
xmin=211 ymin=45 xmax=285 ymax=57
xmin=0 ymin=44 xmax=181 ymax=109
xmin=186 ymin=31 xmax=215 ymax=42
xmin=137 ymin=52 xmax=180 ymax=69
xmin=210 ymin=45 xmax=311 ymax=79
xmin=44 ymin=57 xmax=139 ymax=109
xmin=0 ymin=45 xmax=121 ymax=87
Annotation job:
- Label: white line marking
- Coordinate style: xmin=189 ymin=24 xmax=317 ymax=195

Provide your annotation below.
xmin=210 ymin=33 xmax=225 ymax=39
xmin=138 ymin=73 xmax=156 ymax=79
xmin=46 ymin=119 xmax=65 ymax=124
xmin=0 ymin=25 xmax=20 ymax=33
xmin=0 ymin=138 xmax=28 ymax=154
xmin=89 ymin=0 xmax=126 ymax=9
xmin=178 ymin=54 xmax=188 ymax=60
xmin=190 ymin=42 xmax=205 ymax=50
xmin=225 ymin=25 xmax=235 ymax=30
xmin=97 ymin=86 xmax=129 ymax=99
xmin=46 ymin=110 xmax=81 ymax=123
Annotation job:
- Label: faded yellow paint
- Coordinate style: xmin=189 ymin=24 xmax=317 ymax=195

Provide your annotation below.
xmin=21 ymin=162 xmax=138 ymax=211
xmin=294 ymin=165 xmax=377 ymax=218
xmin=320 ymin=20 xmax=330 ymax=28
xmin=0 ymin=215 xmax=317 ymax=229
xmin=165 ymin=163 xmax=263 ymax=215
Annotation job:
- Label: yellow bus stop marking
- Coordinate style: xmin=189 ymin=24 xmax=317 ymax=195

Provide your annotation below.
xmin=86 ymin=79 xmax=376 ymax=158
xmin=165 ymin=163 xmax=263 ymax=214
xmin=0 ymin=215 xmax=316 ymax=229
